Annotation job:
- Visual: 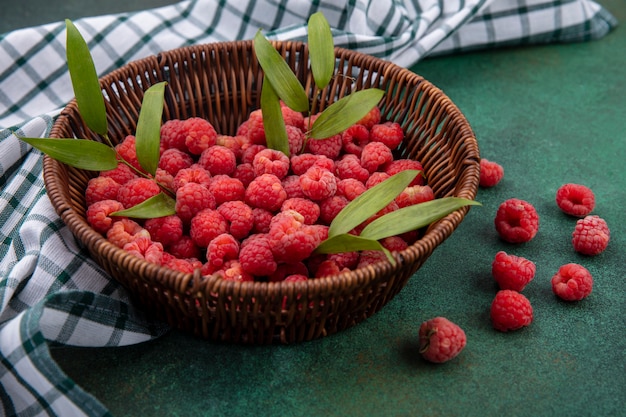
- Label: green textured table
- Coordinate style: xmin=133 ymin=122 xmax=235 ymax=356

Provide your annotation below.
xmin=17 ymin=1 xmax=626 ymax=416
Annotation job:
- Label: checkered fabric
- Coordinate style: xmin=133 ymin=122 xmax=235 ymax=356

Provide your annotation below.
xmin=0 ymin=0 xmax=616 ymax=415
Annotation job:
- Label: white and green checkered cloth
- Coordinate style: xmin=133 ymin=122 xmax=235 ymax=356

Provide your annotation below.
xmin=0 ymin=0 xmax=617 ymax=415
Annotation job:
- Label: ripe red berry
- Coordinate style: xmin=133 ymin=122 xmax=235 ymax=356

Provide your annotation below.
xmin=144 ymin=215 xmax=184 ymax=247
xmin=490 ymin=290 xmax=533 ymax=332
xmin=494 ymin=198 xmax=539 ymax=243
xmin=370 ymin=121 xmax=404 ymax=150
xmin=479 ymin=159 xmax=504 ymax=187
xmin=572 ymin=215 xmax=610 ymax=255
xmin=551 ymin=263 xmax=593 ymax=301
xmin=384 ymin=159 xmax=424 ymax=186
xmin=189 ymin=208 xmax=229 ymax=248
xmin=175 ymin=182 xmax=216 ymax=224
xmin=239 ymin=234 xmax=277 ymax=276
xmin=360 ymin=141 xmax=393 ymax=173
xmin=245 ymin=173 xmax=287 ymax=212
xmin=160 ymin=119 xmax=187 ymax=151
xmin=158 ymin=148 xmax=194 ymax=176
xmin=116 ymin=178 xmax=161 ymax=209
xmin=183 ymin=117 xmax=217 ymax=155
xmin=418 ymin=317 xmax=467 ymax=363
xmin=85 ymin=176 xmax=121 ymax=207
xmin=491 ymin=251 xmax=536 ymax=292
xmin=555 ymin=183 xmax=595 ymax=217
xmin=300 ymin=166 xmax=337 ymax=201
xmin=86 ymin=199 xmax=125 ymax=234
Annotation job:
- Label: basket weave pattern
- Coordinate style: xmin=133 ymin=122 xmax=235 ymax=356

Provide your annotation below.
xmin=44 ymin=40 xmax=479 ymax=344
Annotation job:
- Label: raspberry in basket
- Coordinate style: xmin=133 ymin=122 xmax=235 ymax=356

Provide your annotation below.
xmin=300 ymin=165 xmax=337 ymax=201
xmin=253 ymin=148 xmax=290 ymax=179
xmin=384 ymin=159 xmax=425 ymax=186
xmin=245 ymin=110 xmax=267 ymax=145
xmin=281 ymin=197 xmax=320 ymax=225
xmin=490 ymin=290 xmax=533 ymax=332
xmin=206 ymin=233 xmax=240 ymax=269
xmin=494 ymin=198 xmax=539 ymax=243
xmin=116 ymin=178 xmax=161 ymax=209
xmin=233 ymin=163 xmax=256 ymax=188
xmin=304 ymin=133 xmax=342 ymax=160
xmin=356 ymin=106 xmax=381 ymax=129
xmin=115 ymin=135 xmax=142 ymax=171
xmin=337 ymin=178 xmax=366 ymax=201
xmin=106 ymin=218 xmax=150 ymax=249
xmin=370 ymin=121 xmax=404 ymax=150
xmin=158 ymin=148 xmax=194 ymax=176
xmin=160 ymin=119 xmax=187 ymax=151
xmin=172 ymin=165 xmax=212 ymax=191
xmin=491 ymin=251 xmax=536 ymax=292
xmin=239 ymin=234 xmax=277 ymax=276
xmin=335 ymin=154 xmax=370 ymax=183
xmin=85 ymin=176 xmax=121 ymax=207
xmin=418 ymin=317 xmax=467 ymax=363
xmin=198 ymin=145 xmax=237 ymax=176
xmin=268 ymin=210 xmax=318 ymax=263
xmin=286 ymin=125 xmax=305 ymax=156
xmin=123 ymin=236 xmax=164 ymax=265
xmin=245 ymin=173 xmax=287 ymax=212
xmin=342 ymin=124 xmax=370 ymax=157
xmin=86 ymin=199 xmax=125 ymax=234
xmin=572 ymin=215 xmax=610 ymax=255
xmin=479 ymin=158 xmax=504 ymax=188
xmin=144 ymin=215 xmax=183 ymax=247
xmin=361 ymin=141 xmax=393 ymax=173
xmin=551 ymin=263 xmax=593 ymax=301
xmin=395 ymin=185 xmax=435 ymax=208
xmin=209 ymin=175 xmax=245 ymax=206
xmin=100 ymin=163 xmax=137 ymax=185
xmin=168 ymin=235 xmax=201 ymax=260
xmin=319 ymin=195 xmax=349 ymax=225
xmin=282 ymin=175 xmax=305 ymax=199
xmin=290 ymin=153 xmax=335 ymax=176
xmin=555 ymin=183 xmax=595 ymax=217
xmin=175 ymin=182 xmax=216 ymax=224
xmin=184 ymin=117 xmax=217 ymax=155
xmin=217 ymin=200 xmax=254 ymax=240
xmin=189 ymin=208 xmax=229 ymax=248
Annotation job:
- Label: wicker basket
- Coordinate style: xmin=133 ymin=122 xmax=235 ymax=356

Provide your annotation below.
xmin=43 ymin=40 xmax=480 ymax=344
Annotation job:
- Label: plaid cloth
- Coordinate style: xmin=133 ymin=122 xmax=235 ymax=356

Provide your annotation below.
xmin=0 ymin=0 xmax=616 ymax=415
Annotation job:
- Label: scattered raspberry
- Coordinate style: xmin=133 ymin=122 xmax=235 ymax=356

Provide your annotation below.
xmin=184 ymin=117 xmax=217 ymax=155
xmin=361 ymin=141 xmax=394 ymax=173
xmin=144 ymin=215 xmax=184 ymax=247
xmin=123 ymin=236 xmax=164 ymax=265
xmin=115 ymin=135 xmax=142 ymax=172
xmin=217 ymin=200 xmax=254 ymax=240
xmin=341 ymin=124 xmax=370 ymax=157
xmin=209 ymin=175 xmax=245 ymax=206
xmin=335 ymin=154 xmax=370 ymax=183
xmin=572 ymin=215 xmax=610 ymax=255
xmin=160 ymin=119 xmax=187 ymax=151
xmin=198 ymin=145 xmax=237 ymax=176
xmin=239 ymin=234 xmax=277 ymax=276
xmin=365 ymin=172 xmax=390 ymax=189
xmin=232 ymin=162 xmax=256 ymax=188
xmin=551 ymin=263 xmax=593 ymax=301
xmin=300 ymin=166 xmax=337 ymax=201
xmin=356 ymin=106 xmax=381 ymax=129
xmin=245 ymin=173 xmax=287 ymax=212
xmin=189 ymin=208 xmax=229 ymax=248
xmin=290 ymin=153 xmax=335 ymax=176
xmin=370 ymin=121 xmax=404 ymax=150
xmin=490 ymin=290 xmax=533 ymax=332
xmin=251 ymin=208 xmax=274 ymax=234
xmin=106 ymin=218 xmax=150 ymax=248
xmin=86 ymin=199 xmax=125 ymax=234
xmin=206 ymin=233 xmax=240 ymax=269
xmin=253 ymin=148 xmax=290 ymax=179
xmin=418 ymin=317 xmax=467 ymax=363
xmin=116 ymin=178 xmax=161 ymax=209
xmin=395 ymin=185 xmax=435 ymax=208
xmin=384 ymin=159 xmax=424 ymax=186
xmin=494 ymin=198 xmax=539 ymax=243
xmin=286 ymin=125 xmax=305 ymax=156
xmin=158 ymin=148 xmax=194 ymax=176
xmin=556 ymin=183 xmax=595 ymax=217
xmin=479 ymin=159 xmax=504 ymax=187
xmin=282 ymin=175 xmax=305 ymax=199
xmin=304 ymin=134 xmax=342 ymax=160
xmin=319 ymin=195 xmax=349 ymax=225
xmin=85 ymin=176 xmax=121 ymax=207
xmin=168 ymin=235 xmax=201 ymax=260
xmin=172 ymin=165 xmax=212 ymax=191
xmin=100 ymin=163 xmax=137 ymax=185
xmin=281 ymin=197 xmax=320 ymax=224
xmin=491 ymin=251 xmax=536 ymax=292
xmin=175 ymin=182 xmax=216 ymax=224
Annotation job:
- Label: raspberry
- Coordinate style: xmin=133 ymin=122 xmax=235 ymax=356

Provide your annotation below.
xmin=217 ymin=200 xmax=254 ymax=240
xmin=85 ymin=176 xmax=121 ymax=207
xmin=361 ymin=141 xmax=394 ymax=173
xmin=160 ymin=119 xmax=187 ymax=151
xmin=572 ymin=215 xmax=610 ymax=255
xmin=395 ymin=185 xmax=435 ymax=208
xmin=115 ymin=135 xmax=142 ymax=172
xmin=286 ymin=125 xmax=305 ymax=156
xmin=380 ymin=236 xmax=408 ymax=252
xmin=268 ymin=210 xmax=317 ymax=263
xmin=370 ymin=121 xmax=404 ymax=150
xmin=494 ymin=198 xmax=539 ymax=243
xmin=245 ymin=173 xmax=287 ymax=212
xmin=491 ymin=251 xmax=536 ymax=292
xmin=282 ymin=175 xmax=305 ymax=199
xmin=281 ymin=197 xmax=320 ymax=225
xmin=154 ymin=168 xmax=175 ymax=192
xmin=216 ymin=134 xmax=244 ymax=160
xmin=123 ymin=236 xmax=164 ymax=265
xmin=356 ymin=106 xmax=381 ymax=129
xmin=232 ymin=163 xmax=256 ymax=188
xmin=244 ymin=110 xmax=267 ymax=145
xmin=490 ymin=290 xmax=533 ymax=332
xmin=206 ymin=233 xmax=240 ymax=269
xmin=335 ymin=154 xmax=370 ymax=183
xmin=556 ymin=183 xmax=595 ymax=217
xmin=269 ymin=262 xmax=309 ymax=282
xmin=384 ymin=159 xmax=425 ymax=186
xmin=241 ymin=144 xmax=267 ymax=165
xmin=100 ymin=163 xmax=137 ymax=185
xmin=336 ymin=178 xmax=366 ymax=201
xmin=209 ymin=175 xmax=245 ymax=206
xmin=214 ymin=260 xmax=254 ymax=282
xmin=144 ymin=215 xmax=184 ymax=247
xmin=342 ymin=124 xmax=370 ymax=157
xmin=251 ymin=208 xmax=274 ymax=234
xmin=198 ymin=145 xmax=237 ymax=176
xmin=253 ymin=148 xmax=290 ymax=179
xmin=86 ymin=199 xmax=125 ymax=234
xmin=365 ymin=171 xmax=390 ymax=189
xmin=106 ymin=218 xmax=150 ymax=248
xmin=116 ymin=178 xmax=161 ymax=209
xmin=479 ymin=159 xmax=504 ymax=188
xmin=163 ymin=255 xmax=202 ymax=274
xmin=190 ymin=208 xmax=229 ymax=248
xmin=281 ymin=103 xmax=305 ymax=129
xmin=300 ymin=166 xmax=337 ymax=201
xmin=239 ymin=234 xmax=277 ymax=276
xmin=236 ymin=120 xmax=250 ymax=137
xmin=304 ymin=134 xmax=342 ymax=160
xmin=184 ymin=117 xmax=217 ymax=155
xmin=418 ymin=317 xmax=467 ymax=363
xmin=327 ymin=251 xmax=359 ymax=270
xmin=319 ymin=195 xmax=349 ymax=225
xmin=175 ymin=182 xmax=216 ymax=224
xmin=315 ymin=259 xmax=345 ymax=277
xmin=173 ymin=165 xmax=212 ymax=191
xmin=357 ymin=250 xmax=388 ymax=268
xmin=551 ymin=263 xmax=593 ymax=301
xmin=290 ymin=153 xmax=335 ymax=176
xmin=158 ymin=148 xmax=194 ymax=176
xmin=168 ymin=235 xmax=201 ymax=260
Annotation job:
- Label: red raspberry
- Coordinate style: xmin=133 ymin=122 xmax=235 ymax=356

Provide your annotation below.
xmin=384 ymin=159 xmax=425 ymax=186
xmin=241 ymin=144 xmax=267 ymax=165
xmin=356 ymin=106 xmax=381 ymax=129
xmin=572 ymin=215 xmax=610 ymax=255
xmin=286 ymin=125 xmax=305 ymax=156
xmin=189 ymin=208 xmax=228 ymax=247
xmin=336 ymin=178 xmax=366 ymax=201
xmin=100 ymin=163 xmax=137 ymax=185
xmin=361 ymin=141 xmax=393 ymax=173
xmin=304 ymin=134 xmax=343 ymax=160
xmin=315 ymin=259 xmax=345 ymax=277
xmin=206 ymin=233 xmax=240 ymax=269
xmin=395 ymin=185 xmax=435 ymax=208
xmin=209 ymin=175 xmax=245 ymax=206
xmin=335 ymin=154 xmax=370 ymax=183
xmin=479 ymin=159 xmax=504 ymax=188
xmin=418 ymin=317 xmax=467 ymax=363
xmin=232 ymin=163 xmax=256 ymax=188
xmin=490 ymin=290 xmax=533 ymax=332
xmin=327 ymin=251 xmax=359 ymax=270
xmin=556 ymin=183 xmax=595 ymax=217
xmin=115 ymin=135 xmax=143 ymax=172
xmin=163 ymin=255 xmax=202 ymax=274
xmin=158 ymin=148 xmax=194 ymax=176
xmin=244 ymin=110 xmax=267 ymax=145
xmin=160 ymin=119 xmax=187 ymax=151
xmin=307 ymin=224 xmax=329 ymax=245
xmin=85 ymin=176 xmax=121 ymax=207
xmin=106 ymin=218 xmax=150 ymax=248
xmin=269 ymin=262 xmax=309 ymax=282
xmin=370 ymin=121 xmax=403 ymax=150
xmin=253 ymin=148 xmax=290 ymax=179
xmin=491 ymin=251 xmax=536 ymax=292
xmin=154 ymin=168 xmax=175 ymax=192
xmin=300 ymin=166 xmax=337 ymax=201
xmin=380 ymin=236 xmax=408 ymax=252
xmin=290 ymin=153 xmax=335 ymax=176
xmin=123 ymin=236 xmax=164 ymax=265
xmin=172 ymin=165 xmax=212 ymax=191
xmin=319 ymin=195 xmax=349 ymax=225
xmin=184 ymin=117 xmax=217 ymax=155
xmin=236 ymin=120 xmax=250 ymax=138
xmin=282 ymin=175 xmax=305 ymax=199
xmin=216 ymin=134 xmax=244 ymax=160
xmin=551 ymin=263 xmax=593 ymax=301
xmin=245 ymin=173 xmax=287 ymax=212
xmin=362 ymin=172 xmax=388 ymax=189
xmin=239 ymin=234 xmax=277 ymax=276
xmin=494 ymin=198 xmax=539 ymax=243
xmin=268 ymin=210 xmax=318 ymax=263
xmin=168 ymin=235 xmax=201 ymax=260
xmin=198 ymin=145 xmax=237 ymax=176
xmin=175 ymin=182 xmax=216 ymax=224
xmin=251 ymin=208 xmax=273 ymax=234
xmin=281 ymin=197 xmax=320 ymax=225
xmin=144 ymin=215 xmax=184 ymax=247
xmin=86 ymin=199 xmax=125 ymax=234
xmin=342 ymin=124 xmax=370 ymax=157
xmin=217 ymin=200 xmax=254 ymax=240
xmin=281 ymin=103 xmax=305 ymax=129
xmin=213 ymin=260 xmax=254 ymax=282
xmin=357 ymin=250 xmax=388 ymax=268
xmin=116 ymin=178 xmax=161 ymax=209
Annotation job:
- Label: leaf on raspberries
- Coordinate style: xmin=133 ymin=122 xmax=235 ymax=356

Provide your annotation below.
xmin=314 ymin=234 xmax=395 ymax=265
xmin=360 ymin=197 xmax=482 ymax=240
xmin=328 ymin=169 xmax=419 ymax=237
xmin=308 ymin=89 xmax=384 ymax=139
xmin=110 ymin=192 xmax=176 ymax=219
xmin=65 ymin=19 xmax=108 ymax=136
xmin=308 ymin=12 xmax=335 ymax=90
xmin=135 ymin=81 xmax=167 ymax=176
xmin=260 ymin=77 xmax=290 ymax=156
xmin=19 ymin=137 xmax=118 ymax=171
xmin=253 ymin=30 xmax=309 ymax=113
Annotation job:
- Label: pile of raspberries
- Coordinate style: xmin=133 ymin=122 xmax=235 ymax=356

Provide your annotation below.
xmin=85 ymin=105 xmax=435 ymax=282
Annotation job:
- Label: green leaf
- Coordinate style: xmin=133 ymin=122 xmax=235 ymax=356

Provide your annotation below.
xmin=360 ymin=197 xmax=482 ymax=240
xmin=253 ymin=30 xmax=309 ymax=113
xmin=261 ymin=77 xmax=290 ymax=156
xmin=309 ymin=89 xmax=384 ymax=139
xmin=110 ymin=192 xmax=176 ymax=219
xmin=314 ymin=234 xmax=395 ymax=265
xmin=20 ymin=137 xmax=118 ymax=171
xmin=308 ymin=12 xmax=335 ymax=90
xmin=65 ymin=19 xmax=108 ymax=136
xmin=328 ymin=170 xmax=419 ymax=237
xmin=135 ymin=81 xmax=167 ymax=176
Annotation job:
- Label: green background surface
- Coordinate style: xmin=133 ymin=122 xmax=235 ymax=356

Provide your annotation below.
xmin=5 ymin=1 xmax=625 ymax=416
